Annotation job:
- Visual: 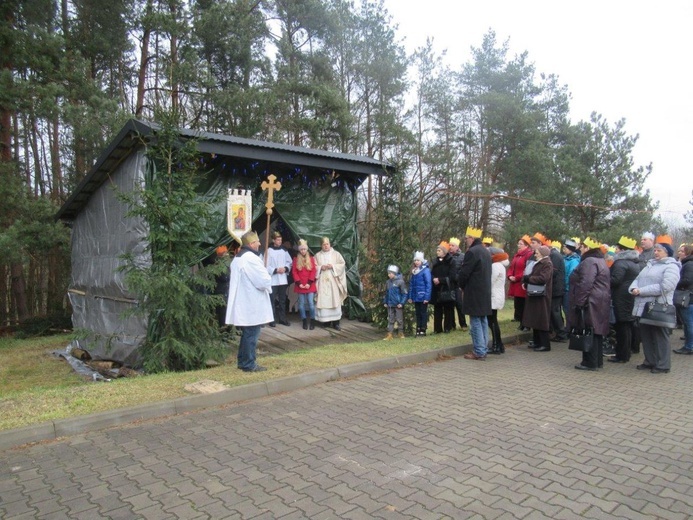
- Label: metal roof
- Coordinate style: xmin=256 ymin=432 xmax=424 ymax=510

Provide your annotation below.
xmin=56 ymin=119 xmax=393 ymax=221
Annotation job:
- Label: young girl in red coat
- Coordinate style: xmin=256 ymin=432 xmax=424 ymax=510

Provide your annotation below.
xmin=292 ymin=239 xmax=318 ymax=329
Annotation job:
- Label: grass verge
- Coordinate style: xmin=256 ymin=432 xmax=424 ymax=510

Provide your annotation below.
xmin=0 ymin=309 xmax=521 ymax=431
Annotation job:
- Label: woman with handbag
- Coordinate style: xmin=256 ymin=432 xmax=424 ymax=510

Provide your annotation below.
xmin=673 ymin=244 xmax=693 ymax=355
xmin=521 ymin=245 xmax=553 ymax=352
xmin=629 ymin=242 xmax=681 ymax=373
xmin=567 ymin=238 xmax=611 ymax=371
xmin=431 ymin=241 xmax=456 ymax=333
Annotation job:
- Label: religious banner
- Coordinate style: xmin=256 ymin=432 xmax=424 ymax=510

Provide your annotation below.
xmin=227 ymin=189 xmax=252 ymax=243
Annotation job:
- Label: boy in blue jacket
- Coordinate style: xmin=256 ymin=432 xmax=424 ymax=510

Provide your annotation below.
xmin=383 ymin=265 xmax=408 ymax=339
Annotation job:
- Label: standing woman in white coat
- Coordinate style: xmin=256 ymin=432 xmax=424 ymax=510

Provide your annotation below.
xmin=488 ymin=248 xmax=510 ymax=354
xmin=629 ymin=241 xmax=680 ymax=374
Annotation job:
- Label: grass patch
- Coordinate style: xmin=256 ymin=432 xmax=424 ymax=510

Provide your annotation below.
xmin=0 ymin=307 xmax=522 ymax=431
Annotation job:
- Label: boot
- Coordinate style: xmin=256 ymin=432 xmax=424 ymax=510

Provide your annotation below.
xmin=498 ymin=343 xmax=505 ymax=354
xmin=333 ymin=320 xmax=341 ymax=331
xmin=384 ymin=332 xmax=393 ymax=341
xmin=302 ymin=319 xmax=308 ymax=330
xmin=398 ymin=331 xmax=405 ymax=339
xmin=488 ymin=343 xmax=501 ymax=355
xmin=309 ymin=318 xmax=315 ymax=330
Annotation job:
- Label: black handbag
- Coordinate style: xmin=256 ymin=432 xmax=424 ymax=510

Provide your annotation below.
xmin=673 ymin=289 xmax=690 ymax=308
xmin=568 ymin=308 xmax=594 ymax=352
xmin=526 ymin=283 xmax=545 ymax=297
xmin=639 ymin=300 xmax=677 ymax=328
xmin=437 ymin=288 xmax=456 ymax=303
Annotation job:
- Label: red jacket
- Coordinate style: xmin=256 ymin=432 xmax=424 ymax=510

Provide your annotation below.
xmin=292 ymin=255 xmax=317 ymax=293
xmin=508 ymin=247 xmax=534 ymax=297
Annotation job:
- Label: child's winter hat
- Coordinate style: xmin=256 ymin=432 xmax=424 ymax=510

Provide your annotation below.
xmin=413 ymin=251 xmax=425 ymax=262
xmin=387 ymin=265 xmax=399 ymax=274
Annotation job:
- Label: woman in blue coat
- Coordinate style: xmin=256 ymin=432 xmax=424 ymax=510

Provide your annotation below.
xmin=408 ymin=251 xmax=432 ymax=336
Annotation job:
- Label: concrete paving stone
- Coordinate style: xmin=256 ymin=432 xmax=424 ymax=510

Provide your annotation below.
xmin=317 ymin=494 xmax=358 ymax=516
xmin=195 ymin=499 xmax=240 ymax=518
xmin=0 ymin=500 xmax=36 ymax=518
xmin=131 ymin=503 xmax=175 ymax=520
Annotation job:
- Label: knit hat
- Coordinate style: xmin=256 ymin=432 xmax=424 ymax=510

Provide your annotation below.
xmin=241 ymin=231 xmax=260 ymax=245
xmin=387 ymin=265 xmax=399 ymax=274
xmin=491 ymin=251 xmax=509 ymax=263
xmin=564 ymin=239 xmax=578 ymax=252
xmin=538 ymin=245 xmax=551 ymax=257
xmin=449 ymin=237 xmax=461 ymax=246
xmin=654 ymin=242 xmax=674 ymax=257
xmin=617 ymin=236 xmax=637 ymax=250
xmin=413 ymin=251 xmax=425 ymax=262
xmin=437 ymin=241 xmax=450 ymax=253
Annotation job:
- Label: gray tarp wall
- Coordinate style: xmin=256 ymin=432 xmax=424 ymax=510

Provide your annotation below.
xmin=67 ymin=151 xmax=150 ymax=367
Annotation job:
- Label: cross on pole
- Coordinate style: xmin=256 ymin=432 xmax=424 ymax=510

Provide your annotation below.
xmin=261 ymin=174 xmax=282 ymax=265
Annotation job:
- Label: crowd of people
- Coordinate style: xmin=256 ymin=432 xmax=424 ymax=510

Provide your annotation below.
xmin=222 ymin=227 xmax=693 ymax=375
xmin=383 ymin=229 xmax=692 ymax=372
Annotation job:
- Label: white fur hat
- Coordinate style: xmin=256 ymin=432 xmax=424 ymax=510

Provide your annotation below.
xmin=413 ymin=251 xmax=425 ymax=262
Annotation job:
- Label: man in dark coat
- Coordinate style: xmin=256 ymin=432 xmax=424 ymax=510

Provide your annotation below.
xmin=568 ymin=238 xmax=611 ymax=371
xmin=548 ymin=242 xmax=567 ymax=341
xmin=608 ymin=236 xmax=640 ymax=363
xmin=457 ymin=228 xmax=492 ymax=360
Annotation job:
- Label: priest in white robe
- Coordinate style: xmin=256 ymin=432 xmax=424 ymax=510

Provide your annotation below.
xmin=315 ymin=237 xmax=348 ymax=330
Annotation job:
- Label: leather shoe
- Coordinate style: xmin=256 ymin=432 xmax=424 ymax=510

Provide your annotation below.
xmin=650 ymin=367 xmax=670 ymax=374
xmin=574 ymin=364 xmax=596 ymax=371
xmin=279 ymin=320 xmax=290 ymax=326
xmin=463 ymin=352 xmax=486 ymax=360
xmin=241 ymin=365 xmax=267 ymax=372
xmin=636 ymin=363 xmax=653 ymax=370
xmin=673 ymin=348 xmax=693 ymax=355
xmin=607 ymin=358 xmax=627 ymax=363
xmin=269 ymin=322 xmax=276 ymax=327
xmin=533 ymin=346 xmax=551 ymax=352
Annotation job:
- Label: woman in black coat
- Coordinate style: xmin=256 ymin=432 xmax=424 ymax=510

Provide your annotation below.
xmin=430 ymin=242 xmax=456 ymax=333
xmin=522 ymin=245 xmax=553 ymax=352
xmin=609 ymin=237 xmax=640 ymax=363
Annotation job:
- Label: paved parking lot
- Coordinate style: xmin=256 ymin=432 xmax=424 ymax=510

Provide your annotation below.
xmin=2 ymin=336 xmax=692 ymax=519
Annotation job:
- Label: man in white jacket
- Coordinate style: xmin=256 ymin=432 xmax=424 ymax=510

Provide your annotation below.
xmin=225 ymin=231 xmax=273 ymax=372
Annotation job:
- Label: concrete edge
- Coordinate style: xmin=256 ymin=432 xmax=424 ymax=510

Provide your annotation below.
xmin=0 ymin=340 xmax=482 ymax=452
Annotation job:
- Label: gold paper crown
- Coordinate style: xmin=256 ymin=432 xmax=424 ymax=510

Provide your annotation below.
xmin=583 ymin=237 xmax=600 ymax=250
xmin=607 ymin=246 xmax=616 ymax=254
xmin=465 ymin=227 xmax=482 ymax=238
xmin=531 ymin=232 xmax=547 ymax=243
xmin=298 ymin=239 xmax=308 ymax=247
xmin=656 ymin=234 xmax=673 ymax=245
xmin=618 ymin=236 xmax=637 ymax=249
xmin=449 ymin=237 xmax=461 ymax=246
xmin=437 ymin=241 xmax=450 ymax=251
xmin=550 ymin=240 xmax=561 ymax=249
xmin=571 ymin=237 xmax=581 ymax=245
xmin=543 ymin=238 xmax=552 ymax=246
xmin=242 ymin=231 xmax=260 ymax=245
xmin=521 ymin=234 xmax=532 ymax=245
xmin=482 ymin=236 xmax=493 ymax=244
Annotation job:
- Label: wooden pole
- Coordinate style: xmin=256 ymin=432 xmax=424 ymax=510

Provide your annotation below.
xmin=261 ymin=174 xmax=282 ymax=265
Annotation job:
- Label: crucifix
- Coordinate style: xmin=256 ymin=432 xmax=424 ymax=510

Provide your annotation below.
xmin=261 ymin=174 xmax=282 ymax=265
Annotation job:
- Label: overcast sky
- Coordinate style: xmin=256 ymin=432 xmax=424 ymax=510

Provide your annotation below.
xmin=382 ymin=0 xmax=692 ymax=226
